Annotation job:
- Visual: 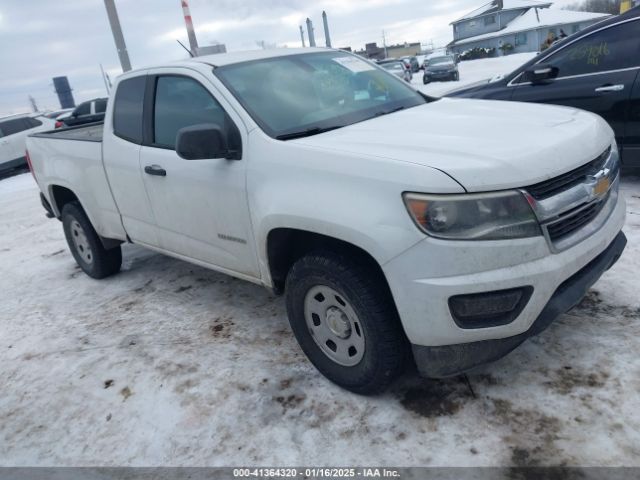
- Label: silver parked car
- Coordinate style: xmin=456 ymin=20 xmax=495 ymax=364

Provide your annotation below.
xmin=380 ymin=61 xmax=412 ymax=82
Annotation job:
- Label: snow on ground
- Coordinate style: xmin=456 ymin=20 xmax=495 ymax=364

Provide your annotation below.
xmin=414 ymin=52 xmax=537 ymax=97
xmin=0 ymin=171 xmax=639 ymax=467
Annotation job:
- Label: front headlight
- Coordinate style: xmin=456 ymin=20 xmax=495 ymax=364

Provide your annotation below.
xmin=403 ymin=191 xmax=541 ymax=240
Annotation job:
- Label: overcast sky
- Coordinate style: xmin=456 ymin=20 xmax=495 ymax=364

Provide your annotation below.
xmin=0 ymin=0 xmax=577 ymax=116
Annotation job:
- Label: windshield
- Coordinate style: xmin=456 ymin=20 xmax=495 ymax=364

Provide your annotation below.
xmin=429 ymin=56 xmax=454 ymax=65
xmin=214 ymin=51 xmax=428 ymax=139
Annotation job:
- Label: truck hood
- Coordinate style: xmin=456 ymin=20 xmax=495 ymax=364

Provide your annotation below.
xmin=294 ymin=98 xmax=613 ymax=192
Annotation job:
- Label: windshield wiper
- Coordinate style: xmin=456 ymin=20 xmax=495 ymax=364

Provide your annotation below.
xmin=276 ymin=125 xmax=343 ymax=141
xmin=372 ymin=105 xmax=406 ymax=118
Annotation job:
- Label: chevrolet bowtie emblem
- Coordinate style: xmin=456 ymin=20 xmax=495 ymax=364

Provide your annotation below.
xmin=593 ymin=177 xmax=610 ymax=197
xmin=592 ymin=168 xmax=611 ymax=199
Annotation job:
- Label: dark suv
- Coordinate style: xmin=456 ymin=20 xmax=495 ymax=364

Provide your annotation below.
xmin=447 ymin=7 xmax=640 ymax=168
xmin=423 ymin=55 xmax=459 ymax=84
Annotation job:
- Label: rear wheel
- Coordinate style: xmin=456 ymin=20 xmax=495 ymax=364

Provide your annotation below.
xmin=285 ymin=251 xmax=406 ymax=394
xmin=62 ymin=202 xmax=122 ymax=279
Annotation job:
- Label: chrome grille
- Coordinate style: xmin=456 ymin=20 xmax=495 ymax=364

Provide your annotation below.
xmin=524 ymin=146 xmax=619 ymax=252
xmin=526 ymin=147 xmax=611 ymax=200
xmin=546 ymin=195 xmax=609 ymax=242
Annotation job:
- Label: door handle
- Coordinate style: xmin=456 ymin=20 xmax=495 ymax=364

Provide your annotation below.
xmin=595 ymin=84 xmax=624 ymax=93
xmin=144 ymin=165 xmax=167 ymax=177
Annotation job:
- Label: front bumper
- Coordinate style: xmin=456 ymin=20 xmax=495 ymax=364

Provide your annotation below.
xmin=383 ymin=184 xmax=626 ymax=371
xmin=412 ymin=231 xmax=626 ymax=377
xmin=425 ymin=70 xmax=456 ymax=79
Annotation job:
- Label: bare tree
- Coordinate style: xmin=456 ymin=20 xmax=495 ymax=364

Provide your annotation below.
xmin=563 ymin=0 xmax=622 ymax=14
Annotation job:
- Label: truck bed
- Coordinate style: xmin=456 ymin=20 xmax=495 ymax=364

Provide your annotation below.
xmin=30 ymin=122 xmax=103 ymax=142
xmin=26 ymin=120 xmax=126 ymax=240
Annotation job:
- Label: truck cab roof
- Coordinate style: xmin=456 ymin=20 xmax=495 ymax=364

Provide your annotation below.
xmin=189 ymin=47 xmax=331 ymax=68
xmin=118 ymin=48 xmax=337 ymax=80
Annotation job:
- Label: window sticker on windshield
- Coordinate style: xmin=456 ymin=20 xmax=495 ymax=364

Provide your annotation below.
xmin=332 ymin=56 xmax=375 ymax=73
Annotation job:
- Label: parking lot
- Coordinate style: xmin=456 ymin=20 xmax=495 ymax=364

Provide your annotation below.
xmin=0 ymin=171 xmax=639 ymax=466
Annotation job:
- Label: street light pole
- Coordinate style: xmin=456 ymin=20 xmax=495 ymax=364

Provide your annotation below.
xmin=103 ymin=0 xmax=132 ymax=72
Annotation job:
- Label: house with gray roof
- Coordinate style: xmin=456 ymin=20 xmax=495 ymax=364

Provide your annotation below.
xmin=448 ymin=0 xmax=610 ymax=55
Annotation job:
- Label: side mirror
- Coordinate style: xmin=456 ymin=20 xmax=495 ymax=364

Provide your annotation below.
xmin=176 ymin=123 xmax=231 ymax=160
xmin=523 ymin=63 xmax=559 ymax=84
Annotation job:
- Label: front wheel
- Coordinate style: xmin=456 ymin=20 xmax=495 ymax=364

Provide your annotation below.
xmin=285 ymin=251 xmax=407 ymax=394
xmin=62 ymin=202 xmax=122 ymax=279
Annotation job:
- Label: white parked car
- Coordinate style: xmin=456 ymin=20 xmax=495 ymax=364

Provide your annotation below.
xmin=0 ymin=113 xmax=54 ymax=174
xmin=42 ymin=109 xmax=74 ymax=121
xmin=26 ymin=48 xmax=626 ymax=393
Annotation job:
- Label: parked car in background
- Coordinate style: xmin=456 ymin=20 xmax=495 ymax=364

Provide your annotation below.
xmin=400 ymin=56 xmax=420 ymax=73
xmin=447 ymin=7 xmax=640 ymax=168
xmin=415 ymin=54 xmax=427 ymax=70
xmin=27 ymin=48 xmax=626 ymax=394
xmin=423 ymin=54 xmax=459 ymax=84
xmin=42 ymin=109 xmax=74 ymax=120
xmin=0 ymin=113 xmax=54 ymax=174
xmin=380 ymin=60 xmax=412 ymax=82
xmin=55 ymin=111 xmax=74 ymax=129
xmin=60 ymin=98 xmax=108 ymax=128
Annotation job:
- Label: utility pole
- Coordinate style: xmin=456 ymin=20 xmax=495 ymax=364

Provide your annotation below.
xmin=181 ymin=0 xmax=199 ymax=56
xmin=382 ymin=30 xmax=388 ymax=58
xmin=322 ymin=11 xmax=331 ymax=48
xmin=103 ymin=0 xmax=132 ymax=72
xmin=306 ymin=18 xmax=316 ymax=47
xmin=299 ymin=25 xmax=306 ymax=47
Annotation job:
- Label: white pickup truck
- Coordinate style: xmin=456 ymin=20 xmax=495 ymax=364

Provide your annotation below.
xmin=26 ymin=48 xmax=626 ymax=394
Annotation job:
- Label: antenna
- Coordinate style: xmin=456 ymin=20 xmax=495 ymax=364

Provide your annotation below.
xmin=100 ymin=64 xmax=111 ymax=94
xmin=177 ymin=39 xmax=194 ymax=57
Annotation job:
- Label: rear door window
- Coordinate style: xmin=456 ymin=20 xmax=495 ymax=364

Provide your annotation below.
xmin=0 ymin=118 xmax=30 ymax=136
xmin=75 ymin=103 xmax=91 ymax=116
xmin=113 ymin=76 xmax=146 ymax=144
xmin=25 ymin=118 xmax=42 ymax=128
xmin=95 ymin=99 xmax=107 ymax=113
xmin=547 ymin=19 xmax=640 ymax=78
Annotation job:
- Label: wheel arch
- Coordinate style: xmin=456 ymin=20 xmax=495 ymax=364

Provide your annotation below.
xmin=265 ymin=227 xmax=394 ymax=300
xmin=49 ymin=184 xmax=122 ymax=250
xmin=48 ymin=184 xmax=79 ymax=218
